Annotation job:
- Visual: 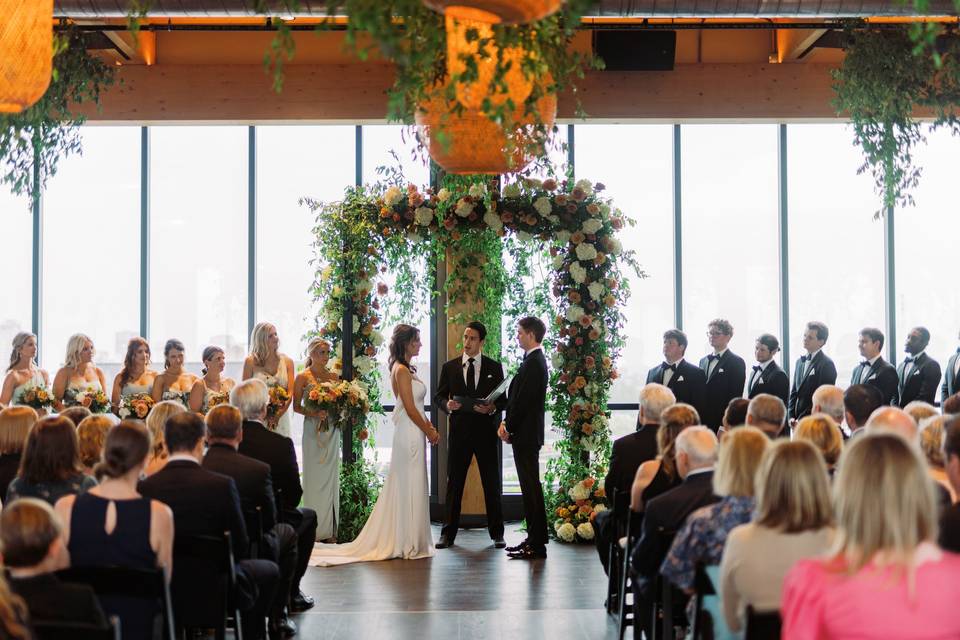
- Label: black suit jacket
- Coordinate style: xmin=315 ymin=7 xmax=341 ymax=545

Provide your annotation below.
xmin=941 ymin=352 xmax=959 ymax=404
xmin=789 ymin=351 xmax=838 ymax=421
xmin=203 ymin=443 xmax=278 ymax=533
xmin=138 ymin=459 xmax=249 ymax=559
xmin=238 ymin=419 xmax=303 ymax=511
xmin=435 ymin=354 xmax=506 ymax=431
xmin=645 ymin=359 xmax=706 ymax=418
xmin=630 ymin=470 xmax=718 ymax=580
xmin=851 ymin=357 xmax=899 ymax=405
xmin=505 ymin=348 xmax=548 ymax=448
xmin=897 ymin=353 xmax=942 ymax=407
xmin=746 ymin=361 xmax=790 ymax=407
xmin=9 ymin=573 xmax=107 ymax=628
xmin=603 ymin=425 xmax=659 ymax=500
xmin=697 ymin=351 xmax=746 ymax=431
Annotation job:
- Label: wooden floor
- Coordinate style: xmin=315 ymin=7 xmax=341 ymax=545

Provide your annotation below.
xmin=295 ymin=525 xmax=621 ymax=640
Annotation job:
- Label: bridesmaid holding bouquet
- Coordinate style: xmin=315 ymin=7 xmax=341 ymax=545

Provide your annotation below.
xmin=0 ymin=333 xmax=51 ymax=415
xmin=151 ymin=339 xmax=199 ymax=410
xmin=52 ymin=335 xmax=109 ymax=413
xmin=191 ymin=346 xmax=235 ymax=414
xmin=112 ymin=337 xmax=158 ymax=418
xmin=243 ymin=322 xmax=295 ymax=436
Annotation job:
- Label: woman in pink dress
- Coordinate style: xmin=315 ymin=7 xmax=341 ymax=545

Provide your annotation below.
xmin=782 ymin=431 xmax=960 ymax=639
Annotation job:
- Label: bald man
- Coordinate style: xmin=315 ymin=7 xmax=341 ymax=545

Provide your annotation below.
xmin=866 ymin=406 xmax=919 ymax=442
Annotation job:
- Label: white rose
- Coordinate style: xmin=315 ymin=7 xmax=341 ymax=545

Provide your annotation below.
xmin=557 ymin=522 xmax=576 ymax=542
xmin=580 ymin=435 xmax=597 ymax=452
xmin=437 ymin=188 xmax=451 ymax=202
xmin=502 ymin=182 xmax=521 ymax=198
xmin=587 ymin=282 xmax=605 ymax=301
xmin=565 ymin=305 xmax=585 ymax=323
xmin=555 ymin=230 xmax=571 ymax=245
xmin=581 ymin=218 xmax=603 ymax=234
xmin=524 ymin=178 xmax=543 ymax=190
xmin=575 ymin=242 xmax=598 ymax=261
xmin=414 ymin=206 xmax=433 ymax=226
xmin=569 ymin=262 xmax=587 ymax=284
xmin=483 ymin=212 xmax=503 ymax=231
xmin=357 ymin=280 xmax=373 ymax=295
xmin=384 ymin=186 xmax=403 ymax=207
xmin=568 ymin=482 xmax=590 ymax=501
xmin=593 ymin=504 xmax=608 ymax=514
xmin=455 ymin=199 xmax=473 ymax=218
xmin=577 ymin=522 xmax=595 ymax=541
xmin=547 ymin=215 xmax=560 ymax=224
xmin=370 ymin=330 xmax=384 ymax=347
xmin=599 ymin=204 xmax=611 ymax=218
xmin=533 ymin=196 xmax=552 ymax=216
xmin=554 ymin=519 xmax=566 ymax=532
xmin=353 ymin=356 xmax=375 ymax=376
xmin=608 ymin=238 xmax=623 ymax=255
xmin=517 ymin=231 xmax=533 ymax=243
xmin=591 ymin=319 xmax=604 ymax=334
xmin=575 ymin=179 xmax=593 ymax=196
xmin=551 ymin=352 xmax=564 ymax=369
xmin=468 ymin=183 xmax=486 ymax=198
xmin=552 ymin=254 xmax=564 ymax=270
xmin=119 ymin=407 xmax=131 ymax=419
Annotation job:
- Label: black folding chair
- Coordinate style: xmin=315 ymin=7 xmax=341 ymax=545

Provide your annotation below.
xmin=56 ymin=566 xmax=174 ymax=640
xmin=33 ymin=615 xmax=120 ymax=640
xmin=690 ymin=564 xmax=718 ymax=640
xmin=617 ymin=526 xmax=638 ymax=640
xmin=243 ymin=505 xmax=264 ymax=559
xmin=172 ymin=530 xmax=243 ymax=640
xmin=745 ymin=606 xmax=782 ymax=640
xmin=606 ymin=490 xmax=631 ymax=614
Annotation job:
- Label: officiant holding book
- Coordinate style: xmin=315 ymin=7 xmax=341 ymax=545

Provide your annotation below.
xmin=435 ymin=321 xmax=507 ymax=549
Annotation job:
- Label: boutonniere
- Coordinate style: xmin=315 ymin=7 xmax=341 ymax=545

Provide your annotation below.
xmin=486 ymin=374 xmax=493 ymax=378
xmin=676 ymin=375 xmax=685 ymax=382
xmin=757 ymin=378 xmax=764 ymax=384
xmin=913 ymin=369 xmax=921 ymax=376
xmin=718 ymin=368 xmax=725 ymax=374
xmin=808 ymin=368 xmax=816 ymax=375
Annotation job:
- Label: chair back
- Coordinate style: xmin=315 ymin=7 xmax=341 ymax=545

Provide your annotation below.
xmin=690 ymin=564 xmax=718 ymax=640
xmin=611 ymin=489 xmax=631 ymax=537
xmin=243 ymin=505 xmax=264 ymax=558
xmin=171 ymin=531 xmax=237 ymax=630
xmin=745 ymin=606 xmax=782 ymax=640
xmin=33 ymin=616 xmax=120 ymax=640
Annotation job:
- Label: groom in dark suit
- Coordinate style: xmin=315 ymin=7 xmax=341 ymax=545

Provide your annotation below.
xmin=499 ymin=316 xmax=549 ymax=560
xmin=435 ymin=321 xmax=507 ymax=549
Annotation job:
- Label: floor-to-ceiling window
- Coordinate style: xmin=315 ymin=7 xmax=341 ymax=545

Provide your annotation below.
xmin=0 ymin=192 xmax=32 ymax=358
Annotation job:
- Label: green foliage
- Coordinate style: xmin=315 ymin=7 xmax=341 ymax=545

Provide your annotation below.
xmin=0 ymin=28 xmax=115 ymax=205
xmin=833 ymin=24 xmax=960 ymax=214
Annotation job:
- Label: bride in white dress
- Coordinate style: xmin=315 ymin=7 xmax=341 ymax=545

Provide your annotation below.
xmin=311 ymin=324 xmax=440 ymax=566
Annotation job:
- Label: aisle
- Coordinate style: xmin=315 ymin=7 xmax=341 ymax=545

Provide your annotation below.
xmin=295 ymin=525 xmax=619 ymax=639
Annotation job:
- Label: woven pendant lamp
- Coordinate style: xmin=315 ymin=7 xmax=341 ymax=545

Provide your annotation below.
xmin=423 ymin=0 xmax=562 ymax=25
xmin=0 ymin=0 xmax=54 ymax=113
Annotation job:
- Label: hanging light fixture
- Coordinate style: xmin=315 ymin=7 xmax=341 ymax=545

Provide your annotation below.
xmin=0 ymin=0 xmax=54 ymax=113
xmin=423 ymin=0 xmax=562 ymax=25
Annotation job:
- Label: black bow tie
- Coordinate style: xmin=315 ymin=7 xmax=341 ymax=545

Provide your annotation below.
xmin=707 ymin=354 xmax=720 ymax=361
xmin=860 ymin=360 xmax=870 ymax=368
xmin=904 ymin=357 xmax=915 ymax=363
xmin=662 ymin=362 xmax=677 ymax=372
xmin=752 ymin=365 xmax=762 ymax=372
xmin=800 ymin=355 xmax=810 ymax=362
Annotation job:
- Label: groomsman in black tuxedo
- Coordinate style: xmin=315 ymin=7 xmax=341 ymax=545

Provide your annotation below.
xmin=435 ymin=321 xmax=506 ymax=550
xmin=788 ymin=321 xmax=838 ymax=425
xmin=852 ymin=327 xmax=899 ymax=405
xmin=942 ymin=330 xmax=960 ymax=404
xmin=499 ymin=317 xmax=549 ymax=560
xmin=897 ymin=326 xmax=942 ymax=407
xmin=747 ymin=334 xmax=789 ymax=407
xmin=697 ymin=319 xmax=746 ymax=433
xmin=645 ymin=329 xmax=706 ymax=418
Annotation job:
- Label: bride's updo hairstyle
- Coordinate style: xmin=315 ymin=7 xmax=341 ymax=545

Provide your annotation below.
xmin=388 ymin=324 xmax=419 ymax=374
xmin=94 ymin=420 xmax=151 ymax=481
xmin=163 ymin=339 xmax=185 ymax=369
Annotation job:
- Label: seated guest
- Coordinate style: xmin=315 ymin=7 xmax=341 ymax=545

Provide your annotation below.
xmin=919 ymin=415 xmax=956 ymax=504
xmin=646 ymin=329 xmax=706 ymax=419
xmin=594 ymin=383 xmax=675 ymax=575
xmin=904 ymin=400 xmax=938 ymax=426
xmin=852 ymin=328 xmax=898 ymax=405
xmin=782 ymin=432 xmax=960 ymax=638
xmin=76 ymin=415 xmax=112 ymax=476
xmin=7 ymin=416 xmax=96 ymax=505
xmin=866 ymin=406 xmax=919 ymax=443
xmin=844 ymin=383 xmax=884 ymax=438
xmin=719 ymin=440 xmax=834 ymax=633
xmin=233 ymin=379 xmax=317 ymax=613
xmin=940 ymin=415 xmax=960 ymax=552
xmin=631 ymin=426 xmax=720 ymax=639
xmin=2 ymin=498 xmax=107 ymax=628
xmin=139 ymin=412 xmax=279 ymax=640
xmin=58 ymin=406 xmax=92 ymax=427
xmin=143 ymin=400 xmax=185 ymax=476
xmin=716 ymin=398 xmax=749 ymax=440
xmin=794 ymin=414 xmax=843 ymax=477
xmin=630 ymin=403 xmax=701 ymax=512
xmin=943 ymin=392 xmax=960 ymax=415
xmin=661 ymin=426 xmax=769 ymax=592
xmin=811 ymin=385 xmax=846 ymax=432
xmin=202 ymin=404 xmax=300 ymax=637
xmin=0 ymin=575 xmax=29 ymax=640
xmin=0 ymin=407 xmax=37 ymax=497
xmin=55 ymin=420 xmax=173 ymax=639
xmin=745 ymin=393 xmax=787 ymax=438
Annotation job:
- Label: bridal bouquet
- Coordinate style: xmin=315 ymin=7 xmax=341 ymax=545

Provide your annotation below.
xmin=266 ymin=385 xmax=290 ymax=420
xmin=65 ymin=386 xmax=111 ymax=414
xmin=119 ymin=393 xmax=154 ymax=419
xmin=553 ymin=477 xmax=606 ymax=543
xmin=19 ymin=384 xmax=53 ymax=411
xmin=303 ymin=380 xmax=370 ymax=433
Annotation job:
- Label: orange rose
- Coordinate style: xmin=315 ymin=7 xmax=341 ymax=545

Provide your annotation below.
xmin=582 ymin=423 xmax=594 ymax=435
xmin=542 ymin=178 xmax=558 ymax=191
xmin=578 ymin=315 xmax=592 ymax=328
xmin=589 ymin=328 xmax=600 ymax=341
xmin=594 ymin=487 xmax=606 ymax=498
xmin=574 ymin=376 xmax=586 ymax=388
xmin=358 ymin=429 xmax=369 ymax=441
xmin=585 ymin=355 xmax=596 ymax=369
xmin=583 ymin=477 xmax=596 ymax=488
xmin=567 ymin=383 xmax=578 ymax=395
xmin=571 ymin=231 xmax=585 ymax=245
xmin=594 ymin=253 xmax=607 ymax=266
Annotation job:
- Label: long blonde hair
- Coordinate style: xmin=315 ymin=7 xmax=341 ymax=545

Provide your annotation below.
xmin=63 ymin=333 xmax=93 ymax=369
xmin=713 ymin=426 xmax=769 ymax=497
xmin=795 ymin=414 xmax=844 ymax=467
xmin=831 ymin=432 xmax=937 ymax=574
xmin=249 ymin=322 xmax=276 ymax=367
xmin=145 ymin=400 xmax=186 ymax=460
xmin=755 ymin=440 xmax=833 ymax=533
xmin=7 ymin=332 xmax=36 ymax=372
xmin=304 ymin=337 xmax=331 ymax=368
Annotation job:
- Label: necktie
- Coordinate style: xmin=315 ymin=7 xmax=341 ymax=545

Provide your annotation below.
xmin=466 ymin=357 xmax=476 ymax=395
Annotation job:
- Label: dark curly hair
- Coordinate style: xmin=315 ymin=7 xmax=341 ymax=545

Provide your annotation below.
xmin=388 ymin=324 xmax=419 ymax=374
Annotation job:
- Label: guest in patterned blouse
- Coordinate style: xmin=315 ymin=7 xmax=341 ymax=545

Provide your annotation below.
xmin=660 ymin=426 xmax=770 ymax=591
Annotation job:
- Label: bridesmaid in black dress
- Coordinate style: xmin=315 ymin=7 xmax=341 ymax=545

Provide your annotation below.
xmin=55 ymin=421 xmax=174 ymax=638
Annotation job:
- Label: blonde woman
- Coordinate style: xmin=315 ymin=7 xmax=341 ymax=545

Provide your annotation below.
xmin=795 ymin=414 xmax=844 ymax=477
xmin=0 ymin=407 xmax=38 ymax=497
xmin=782 ymin=432 xmax=960 ymax=638
xmin=0 ymin=333 xmax=50 ymax=413
xmin=150 ymin=339 xmax=199 ymax=410
xmin=190 ymin=346 xmax=236 ymax=414
xmin=243 ymin=322 xmax=295 ymax=436
xmin=111 ymin=337 xmax=158 ymax=414
xmin=143 ymin=400 xmax=186 ymax=476
xmin=51 ymin=334 xmax=107 ymax=412
xmin=719 ymin=440 xmax=834 ymax=632
xmin=919 ymin=415 xmax=956 ymax=504
xmin=293 ymin=338 xmax=341 ymax=542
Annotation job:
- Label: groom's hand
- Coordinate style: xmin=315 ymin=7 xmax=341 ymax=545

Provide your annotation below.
xmin=497 ymin=422 xmax=510 ymax=443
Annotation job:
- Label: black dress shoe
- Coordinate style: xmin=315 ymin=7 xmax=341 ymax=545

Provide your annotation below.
xmin=504 ymin=539 xmax=527 ymax=553
xmin=493 ymin=537 xmax=506 ymax=549
xmin=269 ymin=615 xmax=297 ymax=638
xmin=435 ymin=535 xmax=454 ymax=549
xmin=289 ymin=591 xmax=314 ymax=613
xmin=507 ymin=545 xmax=547 ymax=560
